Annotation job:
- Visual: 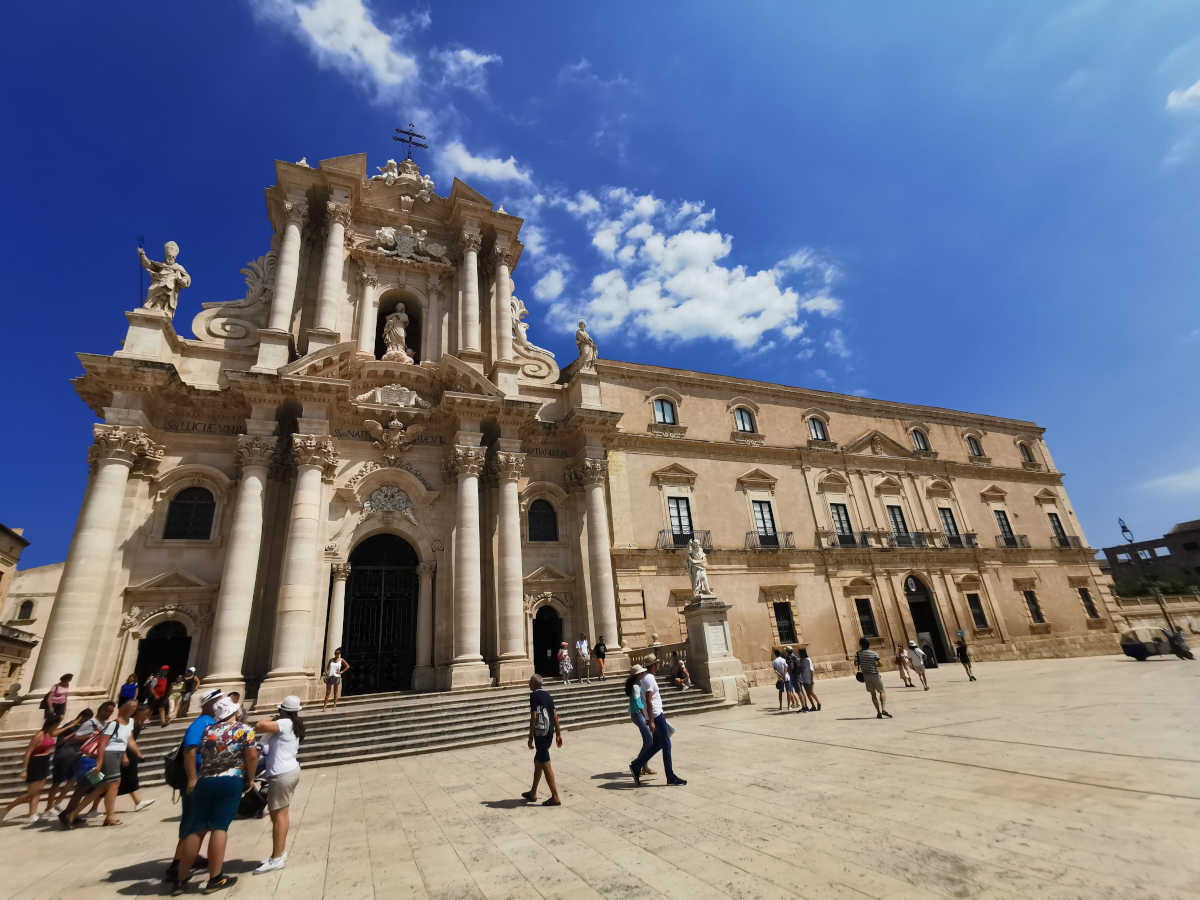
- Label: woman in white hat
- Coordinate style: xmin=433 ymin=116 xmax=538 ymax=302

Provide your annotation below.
xmin=252 ymin=696 xmax=306 ymax=874
xmin=623 ymin=665 xmax=656 ymax=777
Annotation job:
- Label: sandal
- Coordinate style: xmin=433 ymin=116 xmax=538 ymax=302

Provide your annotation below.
xmin=102 ymin=819 xmax=121 ymax=826
xmin=542 ymin=798 xmax=561 ymax=807
xmin=520 ymin=790 xmax=536 ymax=802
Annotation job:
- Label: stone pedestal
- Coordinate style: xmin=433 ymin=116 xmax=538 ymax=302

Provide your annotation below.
xmin=682 ymin=594 xmax=750 ymax=704
xmin=305 ymin=327 xmax=341 ymax=354
xmin=115 ymin=309 xmax=177 ymax=362
xmin=252 ymin=328 xmax=292 ymax=373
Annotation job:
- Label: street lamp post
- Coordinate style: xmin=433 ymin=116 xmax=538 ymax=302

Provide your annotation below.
xmin=1120 ymin=517 xmax=1175 ymax=631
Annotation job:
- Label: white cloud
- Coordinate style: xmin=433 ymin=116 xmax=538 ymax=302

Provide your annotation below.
xmin=437 ymin=140 xmax=531 ymax=183
xmin=824 ymin=328 xmax=850 ymax=358
xmin=433 ymin=47 xmax=501 ymax=96
xmin=1167 ymin=79 xmax=1200 ymax=111
xmin=801 ymin=295 xmax=841 ymax=316
xmin=1143 ymin=466 xmax=1200 ymax=494
xmin=533 ymin=269 xmax=565 ymax=301
xmin=557 ymin=58 xmax=634 ymax=92
xmin=250 ymin=0 xmax=419 ymax=95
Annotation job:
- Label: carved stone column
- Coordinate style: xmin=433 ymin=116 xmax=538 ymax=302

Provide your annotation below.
xmin=356 ymin=267 xmax=380 ymax=357
xmin=424 ymin=272 xmax=442 ymax=362
xmin=255 ymin=198 xmax=307 ymax=372
xmin=569 ymin=458 xmax=623 ymax=655
xmin=494 ymin=451 xmax=531 ymax=683
xmin=412 ymin=560 xmax=436 ymax=690
xmin=494 ymin=244 xmax=514 ymax=362
xmin=309 ymin=201 xmax=352 ymax=350
xmin=324 ymin=562 xmax=352 ymax=660
xmin=262 ymin=434 xmax=339 ymax=703
xmin=205 ymin=436 xmax=276 ymax=693
xmin=460 ymin=229 xmax=482 ymax=355
xmin=31 ymin=426 xmax=163 ymax=696
xmin=445 ymin=445 xmax=490 ymax=688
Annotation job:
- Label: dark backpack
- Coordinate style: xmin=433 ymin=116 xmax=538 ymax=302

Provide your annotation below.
xmin=163 ymin=737 xmax=190 ymax=790
xmin=533 ymin=702 xmax=553 ymax=738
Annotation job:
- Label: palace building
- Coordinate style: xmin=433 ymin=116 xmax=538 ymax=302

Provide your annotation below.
xmin=5 ymin=151 xmax=1118 ymax=726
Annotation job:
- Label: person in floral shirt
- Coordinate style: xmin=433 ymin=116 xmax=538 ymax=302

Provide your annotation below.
xmin=173 ymin=696 xmax=258 ymax=895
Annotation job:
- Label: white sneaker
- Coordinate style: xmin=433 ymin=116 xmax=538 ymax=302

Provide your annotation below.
xmin=135 ymin=799 xmax=156 ymax=812
xmin=254 ymin=855 xmax=287 ymax=874
xmin=27 ymin=814 xmax=40 ymax=824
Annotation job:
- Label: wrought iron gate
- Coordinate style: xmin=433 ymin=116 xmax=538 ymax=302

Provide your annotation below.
xmin=341 ymin=564 xmax=418 ymax=693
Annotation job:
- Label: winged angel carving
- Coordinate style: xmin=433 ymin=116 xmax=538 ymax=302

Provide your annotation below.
xmin=364 ymin=416 xmax=424 ymax=467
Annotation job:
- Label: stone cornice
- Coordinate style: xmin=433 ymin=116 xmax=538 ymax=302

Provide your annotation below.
xmin=596 ymin=359 xmax=1045 ymax=434
xmin=610 ymin=544 xmax=1095 ymax=569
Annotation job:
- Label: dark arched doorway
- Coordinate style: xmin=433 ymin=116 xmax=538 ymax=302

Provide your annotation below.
xmin=342 ymin=534 xmax=420 ymax=694
xmin=904 ymin=576 xmax=952 ymax=664
xmin=134 ymin=620 xmax=191 ymax=685
xmin=532 ymin=606 xmax=562 ymax=677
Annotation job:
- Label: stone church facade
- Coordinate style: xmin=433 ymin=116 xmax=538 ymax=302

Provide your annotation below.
xmin=6 ymin=151 xmax=1117 ymax=727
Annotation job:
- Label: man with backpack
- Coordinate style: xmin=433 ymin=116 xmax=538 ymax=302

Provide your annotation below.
xmin=163 ymin=688 xmax=223 ymax=888
xmin=521 ymin=675 xmax=562 ymax=806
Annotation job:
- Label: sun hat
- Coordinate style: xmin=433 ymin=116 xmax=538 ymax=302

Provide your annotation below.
xmin=278 ymin=695 xmax=303 ymax=713
xmin=630 ymin=664 xmax=647 ymax=676
xmin=160 ymin=664 xmax=170 ymax=670
xmin=199 ymin=688 xmax=224 ymax=707
xmin=643 ymin=654 xmax=658 ymax=667
xmin=187 ymin=666 xmax=196 ymax=673
xmin=212 ymin=696 xmax=239 ymax=721
xmin=908 ymin=640 xmax=917 ymax=647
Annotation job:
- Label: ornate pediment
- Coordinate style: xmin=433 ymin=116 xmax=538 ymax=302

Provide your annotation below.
xmin=979 ymin=484 xmax=1007 ymax=502
xmin=842 ymin=430 xmax=913 ymax=459
xmin=1033 ymin=488 xmax=1059 ymax=504
xmin=126 ymin=570 xmax=214 ymax=593
xmin=736 ymin=468 xmax=777 ymax=491
xmin=524 ymin=564 xmax=572 ymax=585
xmin=650 ymin=463 xmax=698 ymax=486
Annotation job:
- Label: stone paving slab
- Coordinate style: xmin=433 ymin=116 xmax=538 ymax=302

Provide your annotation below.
xmin=1 ymin=654 xmax=1198 ymax=899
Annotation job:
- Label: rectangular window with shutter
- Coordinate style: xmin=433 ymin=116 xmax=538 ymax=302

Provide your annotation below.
xmin=667 ymin=496 xmax=693 ymax=547
xmin=966 ymin=593 xmax=988 ymax=629
xmin=1023 ymin=590 xmax=1045 ymax=624
xmin=773 ymin=602 xmax=797 ymax=644
xmin=854 ymin=598 xmax=879 ymax=638
xmin=1078 ymin=587 xmax=1100 ymax=619
xmin=830 ymin=503 xmax=853 ymax=536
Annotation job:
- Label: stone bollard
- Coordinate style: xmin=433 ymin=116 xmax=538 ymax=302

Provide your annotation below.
xmin=683 ymin=594 xmax=750 ymax=704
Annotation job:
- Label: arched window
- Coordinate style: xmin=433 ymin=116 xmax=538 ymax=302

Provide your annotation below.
xmin=653 ymin=398 xmax=677 ymax=425
xmin=912 ymin=428 xmax=930 ymax=452
xmin=1018 ymin=442 xmax=1034 ymax=463
xmin=733 ymin=407 xmax=756 ymax=433
xmin=163 ymin=487 xmax=215 ymax=540
xmin=17 ymin=600 xmax=34 ymax=620
xmin=528 ymin=499 xmax=559 ymax=542
xmin=966 ymin=436 xmax=984 ymax=458
xmin=808 ymin=417 xmax=829 ymax=441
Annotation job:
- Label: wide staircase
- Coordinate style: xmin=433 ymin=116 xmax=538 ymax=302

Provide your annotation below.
xmin=0 ymin=678 xmax=728 ymax=804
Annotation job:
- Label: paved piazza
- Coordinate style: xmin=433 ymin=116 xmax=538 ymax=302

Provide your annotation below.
xmin=1 ymin=655 xmax=1197 ymax=899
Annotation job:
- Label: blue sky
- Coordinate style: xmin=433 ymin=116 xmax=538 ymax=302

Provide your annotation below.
xmin=3 ymin=1 xmax=1199 ymax=568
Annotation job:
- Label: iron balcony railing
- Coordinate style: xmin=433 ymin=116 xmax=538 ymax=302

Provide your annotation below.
xmin=819 ymin=529 xmax=872 ymax=549
xmin=656 ymin=529 xmax=713 ymax=551
xmin=1052 ymin=534 xmax=1083 ymax=549
xmin=940 ymin=532 xmax=979 ymax=549
xmin=996 ymin=533 xmax=1030 ymax=549
xmin=745 ymin=531 xmax=796 ymax=550
xmin=888 ymin=530 xmax=930 ymax=549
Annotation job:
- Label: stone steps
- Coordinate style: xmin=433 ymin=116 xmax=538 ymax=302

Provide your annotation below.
xmin=0 ymin=681 xmax=726 ymax=803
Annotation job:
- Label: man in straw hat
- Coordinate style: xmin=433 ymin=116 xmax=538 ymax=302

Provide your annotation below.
xmin=629 ymin=655 xmax=687 ymax=786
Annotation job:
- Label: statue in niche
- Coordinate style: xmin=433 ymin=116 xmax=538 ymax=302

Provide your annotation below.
xmin=687 ymin=538 xmax=711 ymax=596
xmin=138 ymin=241 xmax=191 ymax=316
xmin=382 ymin=309 xmax=414 ymax=363
xmin=575 ymin=320 xmax=598 ymax=371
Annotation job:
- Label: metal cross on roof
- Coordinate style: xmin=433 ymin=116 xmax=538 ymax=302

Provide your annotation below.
xmin=393 ymin=122 xmax=428 ymax=161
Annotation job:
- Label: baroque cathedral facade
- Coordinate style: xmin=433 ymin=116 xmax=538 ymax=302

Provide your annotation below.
xmin=6 ymin=152 xmax=1118 ymax=725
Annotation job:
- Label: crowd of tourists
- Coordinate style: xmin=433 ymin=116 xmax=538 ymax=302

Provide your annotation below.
xmin=852 ymin=636 xmax=978 ymax=718
xmin=1 ymin=669 xmax=307 ymax=895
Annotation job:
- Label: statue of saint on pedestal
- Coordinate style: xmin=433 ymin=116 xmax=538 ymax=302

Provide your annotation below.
xmin=575 ymin=319 xmax=597 ymax=371
xmin=138 ymin=241 xmax=191 ymax=316
xmin=382 ymin=309 xmax=414 ymax=363
xmin=687 ymin=538 xmax=711 ymax=596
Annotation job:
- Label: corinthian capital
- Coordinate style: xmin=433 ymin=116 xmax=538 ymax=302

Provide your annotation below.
xmin=460 ymin=229 xmax=482 ymax=254
xmin=491 ymin=451 xmax=527 ymax=481
xmin=565 ymin=457 xmax=608 ymax=488
xmin=331 ymin=562 xmax=352 ymax=582
xmin=417 ymin=560 xmax=437 ymax=576
xmin=326 ymin=202 xmax=352 ymax=228
xmin=444 ymin=445 xmax=487 ymax=479
xmin=282 ymin=199 xmax=309 ymax=226
xmin=89 ymin=425 xmax=161 ymax=469
xmin=236 ymin=435 xmax=277 ymax=472
xmin=291 ymin=434 xmax=340 ymax=481
xmin=495 ymin=240 xmax=514 ymax=269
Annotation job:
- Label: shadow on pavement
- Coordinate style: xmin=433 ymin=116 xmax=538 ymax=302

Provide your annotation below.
xmin=480 ymin=798 xmax=527 ymax=809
